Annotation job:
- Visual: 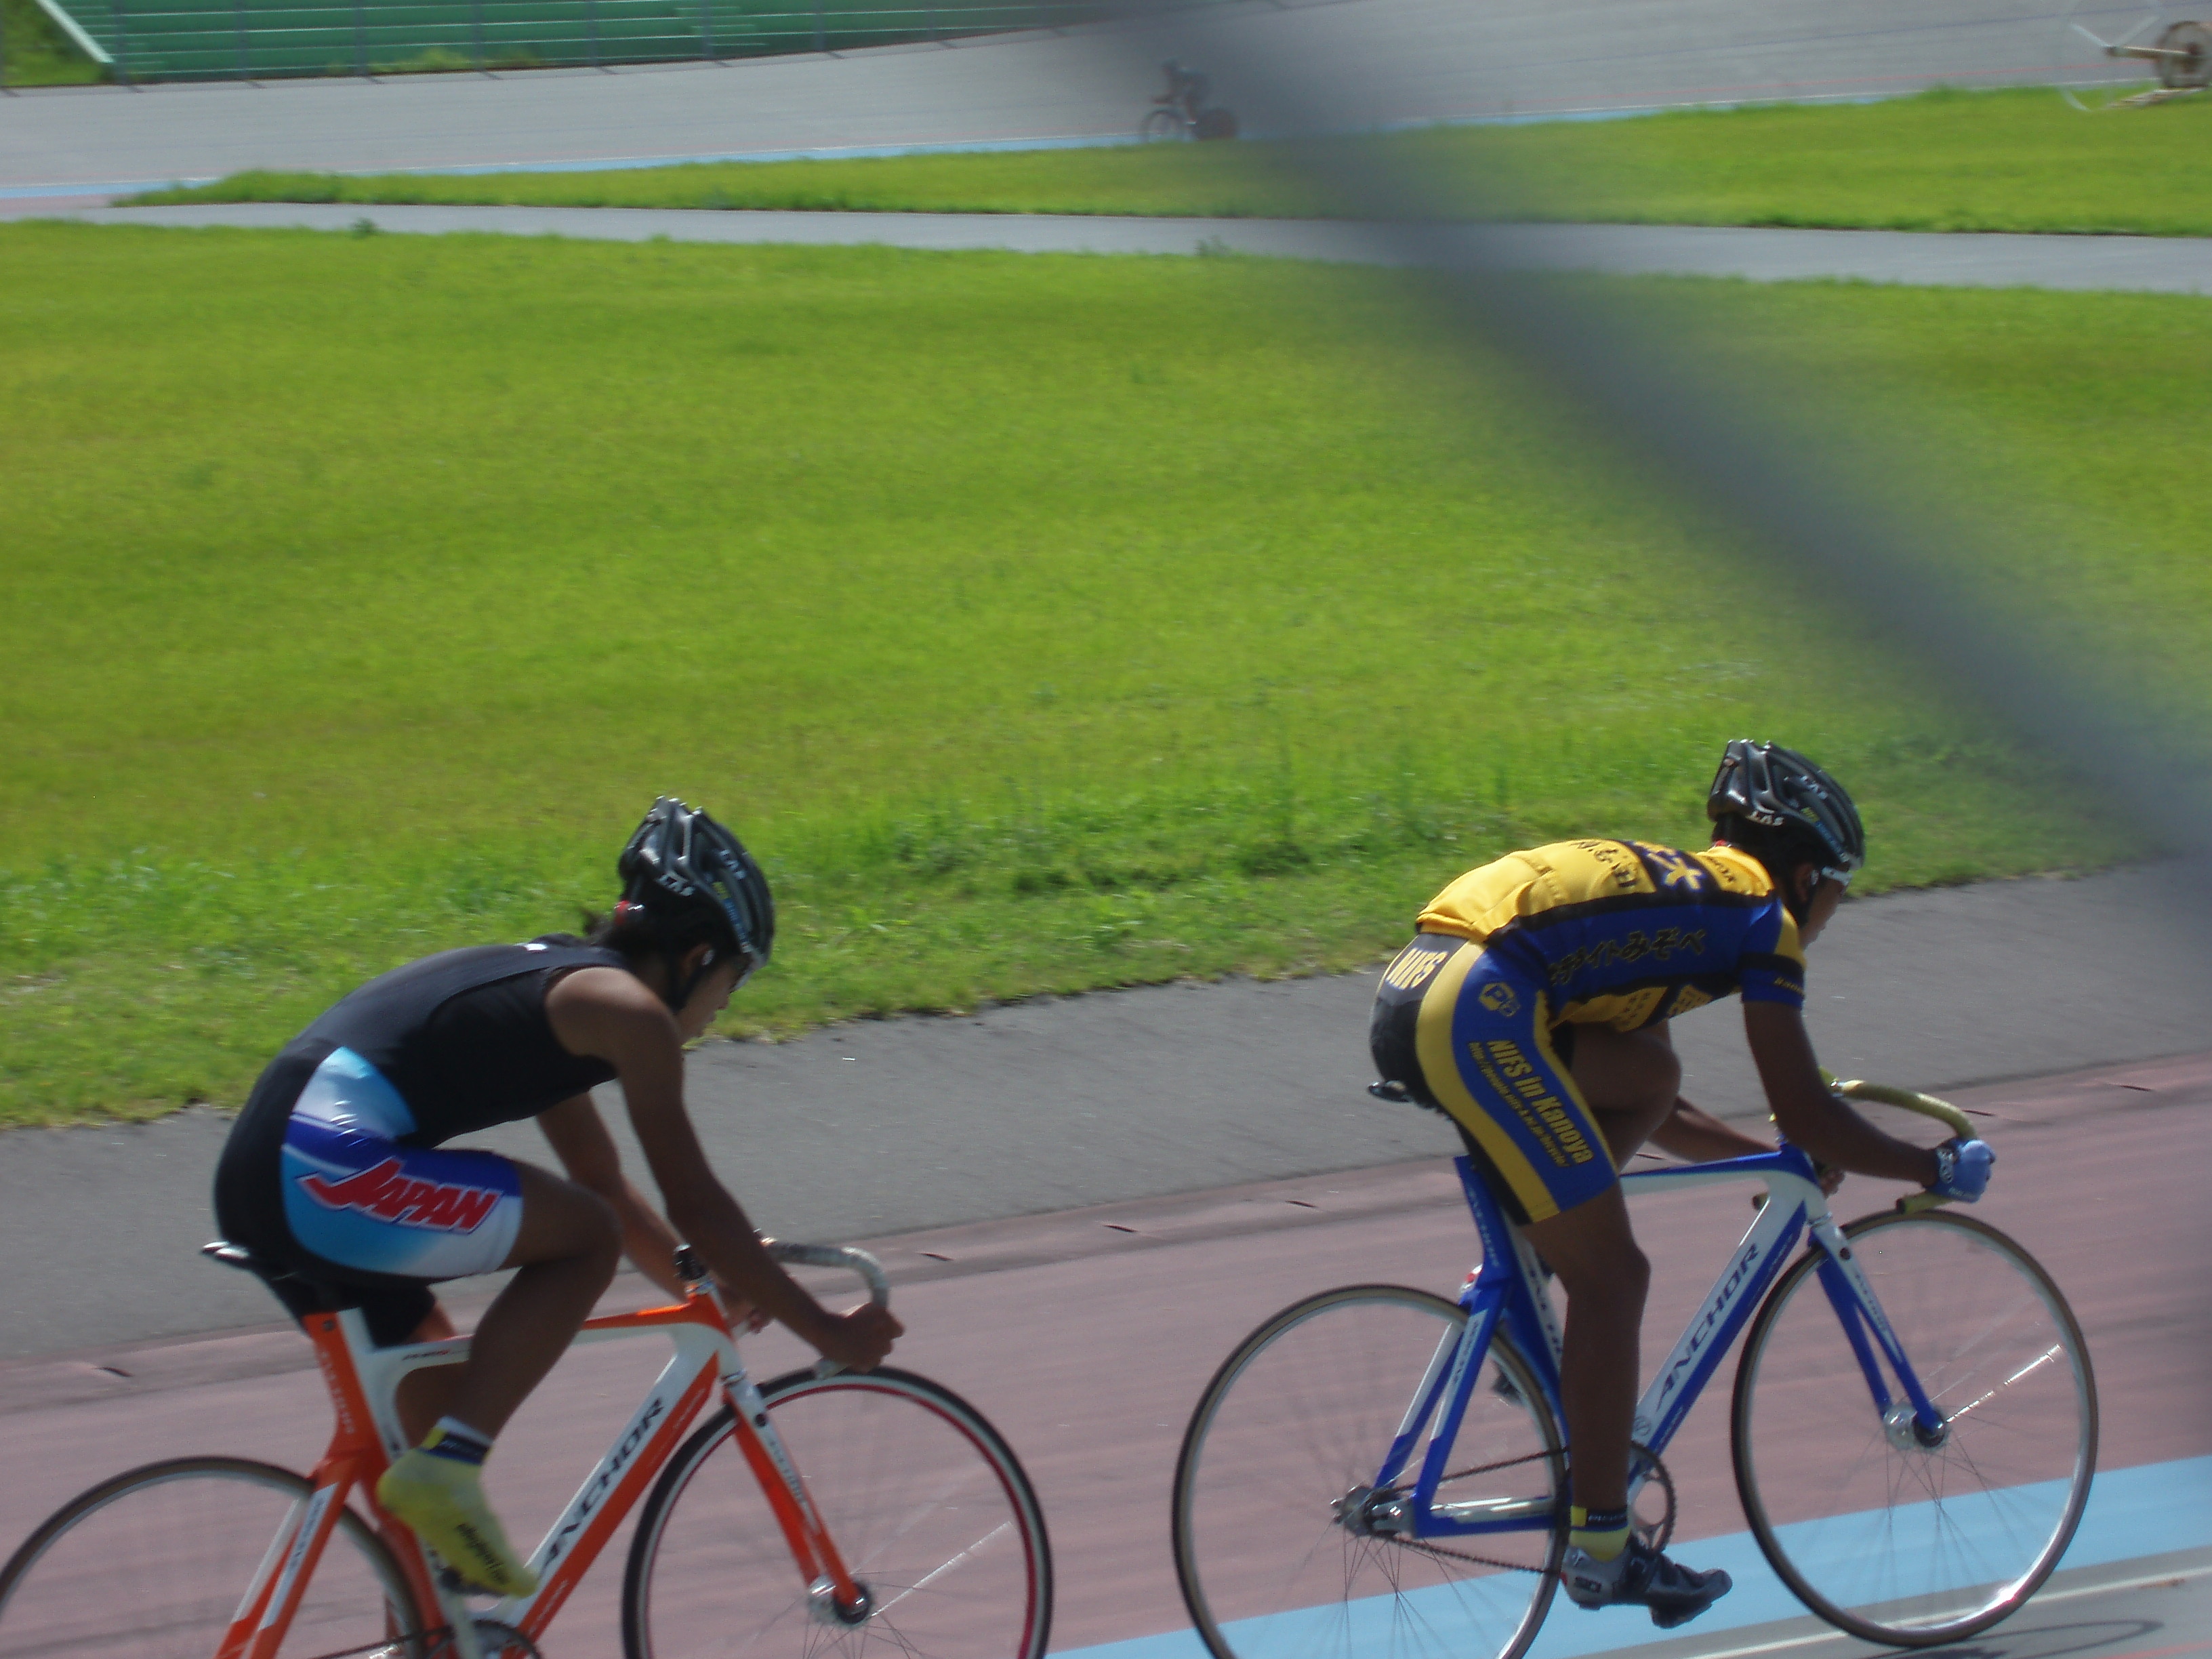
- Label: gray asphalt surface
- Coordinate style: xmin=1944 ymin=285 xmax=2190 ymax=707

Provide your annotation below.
xmin=30 ymin=202 xmax=2212 ymax=293
xmin=1 ymin=864 xmax=2204 ymax=1359
xmin=0 ymin=0 xmax=2144 ymax=194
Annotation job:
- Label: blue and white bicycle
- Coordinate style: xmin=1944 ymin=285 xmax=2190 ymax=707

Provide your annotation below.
xmin=1171 ymin=1080 xmax=2097 ymax=1659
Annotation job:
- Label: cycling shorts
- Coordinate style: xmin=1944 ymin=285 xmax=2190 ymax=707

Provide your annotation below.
xmin=216 ymin=1044 xmax=526 ymax=1344
xmin=1369 ymin=933 xmax=1616 ymax=1225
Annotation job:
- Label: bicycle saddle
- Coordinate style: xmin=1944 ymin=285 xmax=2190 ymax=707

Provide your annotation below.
xmin=202 ymin=1239 xmax=352 ymax=1310
xmin=203 ymin=1239 xmax=266 ymax=1274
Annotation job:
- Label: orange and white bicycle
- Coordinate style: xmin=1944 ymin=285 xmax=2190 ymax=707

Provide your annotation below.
xmin=0 ymin=1239 xmax=1052 ymax=1659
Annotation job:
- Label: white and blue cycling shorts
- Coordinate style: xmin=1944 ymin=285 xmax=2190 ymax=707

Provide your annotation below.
xmin=279 ymin=1046 xmax=525 ymax=1281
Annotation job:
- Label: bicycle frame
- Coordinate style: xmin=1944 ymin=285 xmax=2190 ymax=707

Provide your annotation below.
xmin=1371 ymin=1147 xmax=1948 ymax=1541
xmin=214 ymin=1288 xmax=857 ymax=1659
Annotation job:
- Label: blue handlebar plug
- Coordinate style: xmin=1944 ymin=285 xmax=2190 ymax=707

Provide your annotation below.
xmin=1928 ymin=1136 xmax=1994 ymax=1202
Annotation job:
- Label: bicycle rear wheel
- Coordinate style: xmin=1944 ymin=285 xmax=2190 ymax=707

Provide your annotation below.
xmin=1732 ymin=1210 xmax=2097 ymax=1646
xmin=1173 ymin=1285 xmax=1565 ymax=1659
xmin=622 ymin=1366 xmax=1051 ymax=1659
xmin=0 ymin=1456 xmax=428 ymax=1658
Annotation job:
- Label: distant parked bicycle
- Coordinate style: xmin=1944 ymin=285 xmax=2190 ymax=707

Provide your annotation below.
xmin=1143 ymin=60 xmax=1239 ymax=141
xmin=1172 ymin=1078 xmax=2095 ymax=1659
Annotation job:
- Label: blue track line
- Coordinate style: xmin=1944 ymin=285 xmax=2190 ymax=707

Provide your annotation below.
xmin=1063 ymin=1456 xmax=2212 ymax=1659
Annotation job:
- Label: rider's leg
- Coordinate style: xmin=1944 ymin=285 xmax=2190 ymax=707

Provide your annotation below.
xmin=1527 ymin=1023 xmax=1732 ymax=1624
xmin=439 ymin=1164 xmax=621 ymax=1437
xmin=1379 ymin=942 xmax=1728 ymax=1624
xmin=395 ymin=1305 xmax=462 ymax=1443
xmin=1568 ymin=1021 xmax=1681 ymax=1165
xmin=377 ymin=1168 xmax=617 ymax=1595
xmin=1522 ymin=1185 xmax=1646 ymax=1516
xmin=1507 ymin=1019 xmax=1677 ymax=1519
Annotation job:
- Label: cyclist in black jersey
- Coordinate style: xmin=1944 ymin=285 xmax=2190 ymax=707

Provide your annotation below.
xmin=1368 ymin=743 xmax=1995 ymax=1628
xmin=212 ymin=798 xmax=900 ymax=1597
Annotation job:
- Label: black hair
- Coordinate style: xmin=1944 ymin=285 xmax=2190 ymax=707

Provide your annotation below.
xmin=1711 ymin=815 xmax=1827 ymax=925
xmin=580 ymin=906 xmax=722 ymax=973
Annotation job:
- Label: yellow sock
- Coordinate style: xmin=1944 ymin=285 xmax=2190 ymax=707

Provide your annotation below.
xmin=1570 ymin=1504 xmax=1631 ymax=1563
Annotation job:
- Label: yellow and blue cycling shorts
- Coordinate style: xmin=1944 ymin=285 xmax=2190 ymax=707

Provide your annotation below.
xmin=1369 ymin=933 xmax=1616 ymax=1225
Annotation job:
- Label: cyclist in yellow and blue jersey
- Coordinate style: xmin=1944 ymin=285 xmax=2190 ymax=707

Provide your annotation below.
xmin=1370 ymin=741 xmax=1995 ymax=1629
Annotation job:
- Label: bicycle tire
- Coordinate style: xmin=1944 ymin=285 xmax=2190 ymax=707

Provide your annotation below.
xmin=1732 ymin=1210 xmax=2097 ymax=1647
xmin=0 ymin=1455 xmax=429 ymax=1659
xmin=1173 ymin=1284 xmax=1566 ymax=1659
xmin=621 ymin=1365 xmax=1052 ymax=1659
xmin=1140 ymin=108 xmax=1187 ymax=141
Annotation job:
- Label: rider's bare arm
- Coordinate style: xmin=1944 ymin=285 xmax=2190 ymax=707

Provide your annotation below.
xmin=1742 ymin=1002 xmax=1940 ymax=1185
xmin=546 ymin=968 xmax=901 ymax=1368
xmin=537 ymin=1094 xmax=690 ymax=1300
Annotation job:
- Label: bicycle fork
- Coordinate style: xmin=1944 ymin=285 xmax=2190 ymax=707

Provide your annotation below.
xmin=719 ymin=1365 xmax=872 ymax=1624
xmin=1808 ymin=1215 xmax=1948 ymax=1445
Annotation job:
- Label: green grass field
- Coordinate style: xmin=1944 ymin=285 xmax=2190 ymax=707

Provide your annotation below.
xmin=1 ymin=0 xmax=106 ymax=83
xmin=134 ymin=86 xmax=2212 ymax=235
xmin=5 ymin=222 xmax=2207 ymax=1127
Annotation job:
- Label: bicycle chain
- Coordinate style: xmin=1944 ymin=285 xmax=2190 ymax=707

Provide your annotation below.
xmin=1368 ymin=1447 xmax=1568 ymax=1576
xmin=1386 ymin=1444 xmax=1674 ymax=1575
xmin=1388 ymin=1534 xmax=1559 ymax=1576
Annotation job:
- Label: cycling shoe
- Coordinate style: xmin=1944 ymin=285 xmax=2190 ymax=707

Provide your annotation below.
xmin=1561 ymin=1536 xmax=1732 ymax=1629
xmin=377 ymin=1446 xmax=538 ymax=1597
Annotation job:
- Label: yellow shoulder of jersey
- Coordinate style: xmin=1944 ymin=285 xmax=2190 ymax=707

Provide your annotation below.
xmin=1694 ymin=844 xmax=1807 ymax=966
xmin=1418 ymin=839 xmax=1654 ymax=941
xmin=1692 ymin=843 xmax=1773 ymax=895
xmin=1418 ymin=840 xmax=1803 ymax=964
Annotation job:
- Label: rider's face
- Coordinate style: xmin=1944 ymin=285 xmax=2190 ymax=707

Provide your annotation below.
xmin=675 ymin=954 xmax=746 ymax=1042
xmin=1797 ymin=874 xmax=1847 ymax=947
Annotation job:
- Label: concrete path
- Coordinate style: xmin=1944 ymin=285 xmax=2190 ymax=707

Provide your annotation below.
xmin=4 ymin=1052 xmax=2205 ymax=1654
xmin=20 ymin=202 xmax=2212 ymax=293
xmin=0 ymin=0 xmax=2139 ymax=197
xmin=3 ymin=864 xmax=2207 ymax=1359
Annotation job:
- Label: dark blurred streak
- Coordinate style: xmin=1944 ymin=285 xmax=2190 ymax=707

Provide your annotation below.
xmin=1101 ymin=5 xmax=2212 ymax=888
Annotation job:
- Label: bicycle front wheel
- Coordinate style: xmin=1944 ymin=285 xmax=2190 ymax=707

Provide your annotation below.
xmin=1173 ymin=1285 xmax=1565 ymax=1659
xmin=623 ymin=1366 xmax=1051 ymax=1659
xmin=1732 ymin=1210 xmax=2097 ymax=1646
xmin=1141 ymin=108 xmax=1187 ymax=141
xmin=0 ymin=1456 xmax=428 ymax=1658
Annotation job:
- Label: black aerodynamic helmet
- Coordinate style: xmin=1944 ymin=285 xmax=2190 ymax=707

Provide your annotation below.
xmin=1706 ymin=739 xmax=1866 ymax=881
xmin=616 ymin=796 xmax=776 ymax=973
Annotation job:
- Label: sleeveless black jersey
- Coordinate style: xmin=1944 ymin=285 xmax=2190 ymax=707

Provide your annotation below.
xmin=213 ymin=936 xmax=630 ymax=1336
xmin=286 ymin=937 xmax=627 ymax=1145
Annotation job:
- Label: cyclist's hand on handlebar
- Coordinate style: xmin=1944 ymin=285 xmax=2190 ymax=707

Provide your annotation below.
xmin=814 ymin=1303 xmax=904 ymax=1371
xmin=1927 ymin=1136 xmax=1994 ymax=1202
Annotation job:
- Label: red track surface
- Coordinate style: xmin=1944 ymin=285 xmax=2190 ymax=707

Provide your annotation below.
xmin=5 ymin=1053 xmax=2207 ymax=1654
